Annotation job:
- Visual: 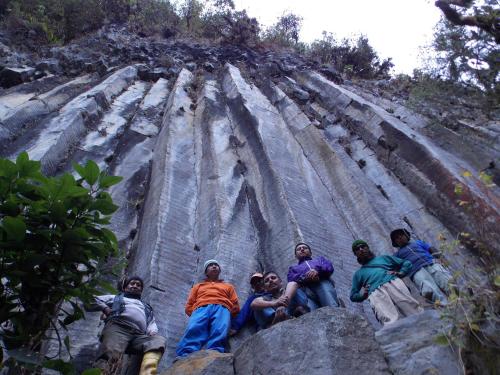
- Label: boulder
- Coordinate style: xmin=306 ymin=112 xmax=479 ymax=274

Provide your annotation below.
xmin=0 ymin=66 xmax=35 ymax=88
xmin=375 ymin=310 xmax=461 ymax=375
xmin=233 ymin=307 xmax=390 ymax=375
xmin=162 ymin=350 xmax=234 ymax=375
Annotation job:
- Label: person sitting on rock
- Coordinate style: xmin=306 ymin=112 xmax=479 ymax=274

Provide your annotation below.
xmin=251 ymin=271 xmax=309 ymax=329
xmin=176 ymin=260 xmax=240 ymax=358
xmin=90 ymin=275 xmax=166 ymax=375
xmin=390 ymin=228 xmax=452 ymax=305
xmin=350 ymin=240 xmax=423 ymax=325
xmin=229 ymin=272 xmax=266 ymax=336
xmin=285 ymin=242 xmax=340 ymax=310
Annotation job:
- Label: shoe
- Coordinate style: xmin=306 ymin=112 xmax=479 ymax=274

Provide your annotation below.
xmin=139 ymin=351 xmax=162 ymax=375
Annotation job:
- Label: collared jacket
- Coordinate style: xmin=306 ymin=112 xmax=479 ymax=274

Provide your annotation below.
xmin=93 ymin=294 xmax=158 ymax=335
xmin=350 ymin=255 xmax=412 ymax=302
xmin=287 ymin=256 xmax=334 ymax=285
xmin=185 ymin=280 xmax=240 ymax=317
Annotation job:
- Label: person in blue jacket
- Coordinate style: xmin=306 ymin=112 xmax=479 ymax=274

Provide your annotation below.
xmin=285 ymin=242 xmax=340 ymax=310
xmin=229 ymin=272 xmax=265 ymax=336
xmin=391 ymin=228 xmax=452 ymax=305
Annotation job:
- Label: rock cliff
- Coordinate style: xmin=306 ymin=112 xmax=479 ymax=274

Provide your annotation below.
xmin=0 ymin=27 xmax=498 ymax=373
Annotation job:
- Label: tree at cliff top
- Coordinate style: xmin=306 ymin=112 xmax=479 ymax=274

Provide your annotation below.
xmin=307 ymin=32 xmax=394 ymax=79
xmin=0 ymin=153 xmax=122 ymax=371
xmin=262 ymin=12 xmax=304 ymax=48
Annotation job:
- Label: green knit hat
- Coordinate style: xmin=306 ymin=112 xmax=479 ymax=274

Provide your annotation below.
xmin=352 ymin=240 xmax=368 ymax=252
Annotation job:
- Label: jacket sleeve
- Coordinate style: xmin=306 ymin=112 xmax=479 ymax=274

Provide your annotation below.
xmin=287 ymin=265 xmax=302 ymax=283
xmin=86 ymin=295 xmax=114 ymax=312
xmin=231 ymin=295 xmax=255 ymax=331
xmin=350 ymin=273 xmax=366 ymax=302
xmin=185 ymin=284 xmax=200 ymax=316
xmin=228 ymin=285 xmax=240 ymax=317
xmin=391 ymin=256 xmax=412 ymax=277
xmin=316 ymin=257 xmax=334 ymax=278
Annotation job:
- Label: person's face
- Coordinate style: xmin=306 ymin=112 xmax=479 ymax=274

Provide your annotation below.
xmin=353 ymin=244 xmax=374 ymax=264
xmin=295 ymin=244 xmax=312 ymax=260
xmin=124 ymin=279 xmax=143 ymax=296
xmin=263 ymin=273 xmax=282 ymax=293
xmin=394 ymin=233 xmax=409 ymax=247
xmin=251 ymin=278 xmax=264 ymax=293
xmin=205 ymin=263 xmax=221 ymax=278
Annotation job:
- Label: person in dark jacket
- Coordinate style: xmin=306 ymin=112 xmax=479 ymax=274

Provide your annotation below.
xmin=285 ymin=242 xmax=340 ymax=309
xmin=350 ymin=240 xmax=423 ymax=325
xmin=229 ymin=272 xmax=265 ymax=336
xmin=90 ymin=275 xmax=166 ymax=375
xmin=390 ymin=228 xmax=451 ymax=304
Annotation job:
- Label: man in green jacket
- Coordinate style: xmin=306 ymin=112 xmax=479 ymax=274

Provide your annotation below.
xmin=350 ymin=240 xmax=423 ymax=325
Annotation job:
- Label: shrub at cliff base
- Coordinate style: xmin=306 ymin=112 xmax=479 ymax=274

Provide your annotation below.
xmin=0 ymin=152 xmax=122 ymax=371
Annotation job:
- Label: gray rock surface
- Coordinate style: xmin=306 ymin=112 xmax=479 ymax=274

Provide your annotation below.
xmin=234 ymin=307 xmax=391 ymax=375
xmin=162 ymin=351 xmax=234 ymax=375
xmin=375 ymin=310 xmax=461 ymax=375
xmin=0 ymin=32 xmax=497 ymax=373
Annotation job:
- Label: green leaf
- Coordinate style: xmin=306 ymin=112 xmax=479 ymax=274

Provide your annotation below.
xmin=434 ymin=334 xmax=449 ymax=346
xmin=72 ymin=162 xmax=87 ymax=179
xmin=84 ymin=160 xmax=100 ymax=186
xmin=99 ymin=174 xmax=123 ymax=189
xmin=82 ymin=369 xmax=102 ymax=375
xmin=90 ymin=198 xmax=118 ymax=215
xmin=2 ymin=216 xmax=26 ymax=241
xmin=16 ymin=152 xmax=41 ymax=178
xmin=0 ymin=158 xmax=18 ymax=179
xmin=43 ymin=359 xmax=76 ymax=375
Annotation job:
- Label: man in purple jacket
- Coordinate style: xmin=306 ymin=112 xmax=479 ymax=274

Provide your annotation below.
xmin=285 ymin=242 xmax=340 ymax=309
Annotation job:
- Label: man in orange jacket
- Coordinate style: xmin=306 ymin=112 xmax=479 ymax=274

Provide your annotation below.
xmin=175 ymin=259 xmax=240 ymax=358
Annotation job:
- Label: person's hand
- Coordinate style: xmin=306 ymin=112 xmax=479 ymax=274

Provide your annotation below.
xmin=360 ymin=286 xmax=369 ymax=298
xmin=229 ymin=329 xmax=237 ymax=337
xmin=305 ymin=269 xmax=319 ymax=282
xmin=387 ymin=271 xmax=403 ymax=277
xmin=100 ymin=307 xmax=112 ymax=320
xmin=274 ymin=295 xmax=289 ymax=308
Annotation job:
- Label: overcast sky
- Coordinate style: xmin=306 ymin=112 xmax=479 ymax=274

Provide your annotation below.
xmin=232 ymin=0 xmax=443 ymax=74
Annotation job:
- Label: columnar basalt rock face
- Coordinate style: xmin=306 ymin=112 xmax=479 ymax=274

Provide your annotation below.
xmin=1 ymin=37 xmax=497 ymax=373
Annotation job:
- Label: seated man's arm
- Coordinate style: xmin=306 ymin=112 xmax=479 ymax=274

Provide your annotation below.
xmin=251 ymin=297 xmax=280 ymax=310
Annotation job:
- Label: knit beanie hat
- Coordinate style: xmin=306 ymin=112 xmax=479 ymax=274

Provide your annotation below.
xmin=204 ymin=259 xmax=220 ymax=273
xmin=352 ymin=240 xmax=368 ymax=252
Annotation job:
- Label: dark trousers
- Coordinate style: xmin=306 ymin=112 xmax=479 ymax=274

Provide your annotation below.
xmin=97 ymin=321 xmax=166 ymax=361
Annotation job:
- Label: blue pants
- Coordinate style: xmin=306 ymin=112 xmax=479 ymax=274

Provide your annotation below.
xmin=176 ymin=304 xmax=230 ymax=357
xmin=253 ymin=289 xmax=308 ymax=329
xmin=303 ymin=279 xmax=339 ymax=310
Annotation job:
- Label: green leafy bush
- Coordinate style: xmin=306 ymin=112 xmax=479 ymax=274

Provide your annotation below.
xmin=307 ymin=32 xmax=393 ymax=79
xmin=0 ymin=153 xmax=122 ymax=353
